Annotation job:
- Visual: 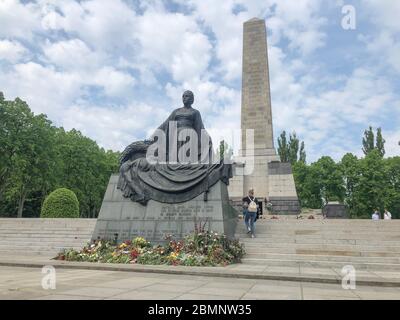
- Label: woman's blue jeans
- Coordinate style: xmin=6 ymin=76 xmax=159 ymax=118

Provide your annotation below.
xmin=244 ymin=210 xmax=257 ymax=235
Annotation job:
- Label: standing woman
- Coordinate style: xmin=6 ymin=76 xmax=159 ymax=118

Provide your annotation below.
xmin=242 ymin=189 xmax=259 ymax=238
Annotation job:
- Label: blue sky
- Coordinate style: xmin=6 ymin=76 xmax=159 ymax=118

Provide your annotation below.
xmin=0 ymin=0 xmax=399 ymax=162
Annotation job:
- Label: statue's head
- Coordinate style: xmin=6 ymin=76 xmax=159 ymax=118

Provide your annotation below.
xmin=182 ymin=90 xmax=194 ymax=106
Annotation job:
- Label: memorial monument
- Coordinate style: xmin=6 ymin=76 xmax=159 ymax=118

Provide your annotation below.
xmin=228 ymin=18 xmax=300 ymax=215
xmin=92 ymin=91 xmax=237 ymax=243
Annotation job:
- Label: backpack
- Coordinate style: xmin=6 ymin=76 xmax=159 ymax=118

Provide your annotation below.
xmin=248 ymin=197 xmax=258 ymax=213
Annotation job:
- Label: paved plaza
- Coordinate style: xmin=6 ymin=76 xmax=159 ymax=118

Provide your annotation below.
xmin=0 ymin=266 xmax=399 ymax=300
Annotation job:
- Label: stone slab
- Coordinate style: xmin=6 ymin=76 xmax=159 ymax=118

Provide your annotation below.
xmin=92 ymin=175 xmax=238 ymax=243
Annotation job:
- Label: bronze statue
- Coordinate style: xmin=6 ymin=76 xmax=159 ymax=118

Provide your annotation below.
xmin=117 ymin=90 xmax=232 ymax=205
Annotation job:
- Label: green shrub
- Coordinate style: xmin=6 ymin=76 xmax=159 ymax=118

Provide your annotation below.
xmin=41 ymin=188 xmax=80 ymax=218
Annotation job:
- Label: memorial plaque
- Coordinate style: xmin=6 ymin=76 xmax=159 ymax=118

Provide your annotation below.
xmin=323 ymin=202 xmax=349 ymax=219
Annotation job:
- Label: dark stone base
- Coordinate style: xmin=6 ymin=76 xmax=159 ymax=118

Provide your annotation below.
xmin=92 ymin=175 xmax=238 ymax=244
xmin=323 ymin=203 xmax=348 ymax=218
xmin=268 ymin=197 xmax=301 ymax=215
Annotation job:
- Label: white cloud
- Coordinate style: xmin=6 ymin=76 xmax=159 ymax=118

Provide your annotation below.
xmin=0 ymin=0 xmax=41 ymax=40
xmin=134 ymin=9 xmax=212 ymax=82
xmin=39 ymin=0 xmax=137 ymax=52
xmin=385 ymin=129 xmax=400 ymax=157
xmin=0 ymin=62 xmax=82 ymax=118
xmin=42 ymin=39 xmax=136 ymax=97
xmin=62 ymin=102 xmax=165 ymax=151
xmin=42 ymin=39 xmax=102 ymax=70
xmin=93 ymin=67 xmax=136 ymax=97
xmin=359 ymin=0 xmax=400 ymax=72
xmin=0 ymin=39 xmax=28 ymax=63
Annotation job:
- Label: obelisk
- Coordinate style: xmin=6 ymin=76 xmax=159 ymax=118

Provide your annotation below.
xmin=228 ymin=18 xmax=300 ymax=215
xmin=241 ymin=17 xmax=274 ymax=151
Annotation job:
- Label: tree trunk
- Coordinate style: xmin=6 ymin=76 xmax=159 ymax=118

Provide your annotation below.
xmin=17 ymin=189 xmax=27 ymax=218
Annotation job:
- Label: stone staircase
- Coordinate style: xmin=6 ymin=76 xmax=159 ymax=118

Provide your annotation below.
xmin=236 ymin=219 xmax=400 ymax=271
xmin=0 ymin=218 xmax=96 ymax=257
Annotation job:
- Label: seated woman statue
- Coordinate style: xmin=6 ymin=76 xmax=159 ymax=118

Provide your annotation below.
xmin=117 ymin=90 xmax=232 ymax=205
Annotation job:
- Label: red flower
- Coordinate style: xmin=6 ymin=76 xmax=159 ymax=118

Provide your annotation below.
xmin=130 ymin=249 xmax=139 ymax=259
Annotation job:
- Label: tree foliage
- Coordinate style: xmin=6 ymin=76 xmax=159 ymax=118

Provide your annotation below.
xmin=277 ymin=131 xmax=306 ymax=164
xmin=0 ymin=93 xmax=119 ymax=218
xmin=362 ymin=126 xmax=385 ymax=157
xmin=293 ymin=150 xmax=400 ymax=218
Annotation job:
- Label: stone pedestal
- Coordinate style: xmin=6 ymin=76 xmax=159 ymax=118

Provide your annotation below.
xmin=92 ymin=175 xmax=238 ymax=244
xmin=267 ymin=162 xmax=301 ymax=215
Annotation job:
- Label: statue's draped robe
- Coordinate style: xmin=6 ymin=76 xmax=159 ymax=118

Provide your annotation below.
xmin=117 ymin=106 xmax=232 ymax=205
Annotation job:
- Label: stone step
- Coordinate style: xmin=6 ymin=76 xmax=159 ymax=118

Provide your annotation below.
xmin=0 ymin=218 xmax=96 ymax=256
xmin=237 ymin=237 xmax=400 ymax=245
xmin=0 ymin=230 xmax=94 ymax=235
xmin=240 ymin=243 xmax=400 ymax=253
xmin=0 ymin=227 xmax=95 ymax=231
xmin=0 ymin=250 xmax=59 ymax=257
xmin=236 ymin=227 xmax=400 ymax=233
xmin=236 ymin=224 xmax=400 ymax=230
xmin=237 ymin=222 xmax=400 ymax=228
xmin=0 ymin=233 xmax=91 ymax=241
xmin=0 ymin=220 xmax=96 ymax=224
xmin=240 ymin=258 xmax=400 ymax=271
xmin=236 ymin=227 xmax=400 ymax=232
xmin=242 ymin=252 xmax=400 ymax=263
xmin=0 ymin=240 xmax=90 ymax=247
xmin=236 ymin=231 xmax=400 ymax=241
xmin=0 ymin=243 xmax=82 ymax=252
xmin=236 ymin=235 xmax=400 ymax=243
xmin=244 ymin=246 xmax=400 ymax=256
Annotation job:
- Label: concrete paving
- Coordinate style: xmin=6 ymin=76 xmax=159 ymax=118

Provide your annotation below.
xmin=1 ymin=254 xmax=399 ymax=287
xmin=0 ymin=266 xmax=399 ymax=300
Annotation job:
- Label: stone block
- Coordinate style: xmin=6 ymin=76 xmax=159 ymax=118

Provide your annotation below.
xmin=92 ymin=176 xmax=238 ymax=244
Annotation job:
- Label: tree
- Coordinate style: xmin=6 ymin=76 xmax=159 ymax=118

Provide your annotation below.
xmin=352 ymin=149 xmax=386 ymax=217
xmin=53 ymin=128 xmax=119 ymax=218
xmin=383 ymin=156 xmax=400 ymax=219
xmin=299 ymin=141 xmax=306 ymax=163
xmin=362 ymin=126 xmax=385 ymax=157
xmin=376 ymin=128 xmax=386 ymax=157
xmin=288 ymin=132 xmax=299 ymax=165
xmin=292 ymin=161 xmax=323 ymax=208
xmin=313 ymin=156 xmax=345 ymax=205
xmin=277 ymin=131 xmax=306 ymax=165
xmin=9 ymin=114 xmax=56 ymax=217
xmin=277 ymin=131 xmax=289 ymax=162
xmin=362 ymin=126 xmax=374 ymax=155
xmin=0 ymin=93 xmax=119 ymax=218
xmin=340 ymin=153 xmax=360 ymax=217
xmin=215 ymin=140 xmax=233 ymax=163
xmin=0 ymin=97 xmax=56 ymax=217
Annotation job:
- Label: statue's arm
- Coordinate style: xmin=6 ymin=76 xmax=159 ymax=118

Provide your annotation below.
xmin=194 ymin=110 xmax=213 ymax=161
xmin=194 ymin=109 xmax=205 ymax=133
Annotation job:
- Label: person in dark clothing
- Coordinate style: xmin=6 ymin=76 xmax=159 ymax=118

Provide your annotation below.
xmin=242 ymin=189 xmax=259 ymax=238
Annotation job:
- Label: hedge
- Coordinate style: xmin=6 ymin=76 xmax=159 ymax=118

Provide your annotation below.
xmin=41 ymin=188 xmax=80 ymax=218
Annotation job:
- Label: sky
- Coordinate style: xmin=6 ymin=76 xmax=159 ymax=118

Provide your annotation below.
xmin=0 ymin=0 xmax=399 ymax=162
